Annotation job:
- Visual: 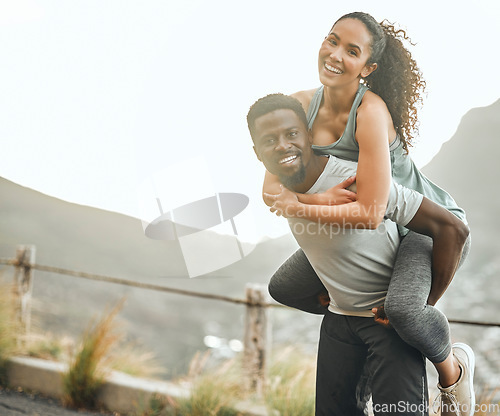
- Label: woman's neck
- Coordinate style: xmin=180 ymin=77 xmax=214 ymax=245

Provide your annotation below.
xmin=322 ymin=81 xmax=361 ymax=114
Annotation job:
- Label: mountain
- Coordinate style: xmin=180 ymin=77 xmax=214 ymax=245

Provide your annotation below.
xmin=422 ymin=98 xmax=500 ymax=264
xmin=0 ymin=177 xmax=302 ymax=376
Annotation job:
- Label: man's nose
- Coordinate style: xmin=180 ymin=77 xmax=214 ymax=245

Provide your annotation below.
xmin=275 ymin=136 xmax=291 ymax=151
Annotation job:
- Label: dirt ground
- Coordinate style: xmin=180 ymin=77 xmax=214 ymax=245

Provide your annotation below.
xmin=0 ymin=387 xmax=117 ymax=416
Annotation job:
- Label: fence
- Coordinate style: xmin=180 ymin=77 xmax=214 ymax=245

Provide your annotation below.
xmin=2 ymin=244 xmax=500 ymax=397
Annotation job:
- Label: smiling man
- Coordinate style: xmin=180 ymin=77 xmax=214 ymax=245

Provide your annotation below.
xmin=246 ymin=93 xmax=473 ymax=416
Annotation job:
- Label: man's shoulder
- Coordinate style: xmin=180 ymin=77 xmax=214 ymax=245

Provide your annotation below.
xmin=291 ymin=88 xmax=318 ymax=112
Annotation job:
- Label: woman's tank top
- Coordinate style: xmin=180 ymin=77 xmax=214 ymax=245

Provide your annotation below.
xmin=306 ymin=83 xmax=467 ymax=224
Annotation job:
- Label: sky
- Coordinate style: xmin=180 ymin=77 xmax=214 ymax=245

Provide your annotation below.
xmin=1 ymin=0 xmax=499 ymax=240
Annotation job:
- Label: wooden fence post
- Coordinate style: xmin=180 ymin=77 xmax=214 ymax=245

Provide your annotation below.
xmin=243 ymin=283 xmax=271 ymax=397
xmin=13 ymin=245 xmax=36 ymax=336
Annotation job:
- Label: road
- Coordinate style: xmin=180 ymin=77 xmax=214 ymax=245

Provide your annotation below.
xmin=0 ymin=388 xmax=116 ymax=416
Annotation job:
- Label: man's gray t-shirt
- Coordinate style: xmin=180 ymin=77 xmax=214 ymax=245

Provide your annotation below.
xmin=287 ymin=156 xmax=423 ymax=317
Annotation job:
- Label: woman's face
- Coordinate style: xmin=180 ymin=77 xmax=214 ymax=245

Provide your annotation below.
xmin=318 ymin=18 xmax=376 ymax=88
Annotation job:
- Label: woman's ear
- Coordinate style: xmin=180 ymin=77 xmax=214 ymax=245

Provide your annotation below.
xmin=361 ymin=62 xmax=378 ymax=78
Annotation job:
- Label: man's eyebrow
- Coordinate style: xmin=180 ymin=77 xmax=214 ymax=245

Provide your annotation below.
xmin=328 ymin=31 xmax=362 ymax=52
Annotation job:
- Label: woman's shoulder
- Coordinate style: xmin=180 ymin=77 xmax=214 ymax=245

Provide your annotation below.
xmin=357 ymin=88 xmax=396 ymax=143
xmin=357 ymin=89 xmax=391 ymax=119
xmin=291 ymin=88 xmax=317 ymax=112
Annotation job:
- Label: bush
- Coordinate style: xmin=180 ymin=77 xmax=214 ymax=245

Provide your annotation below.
xmin=62 ymin=299 xmax=124 ymax=409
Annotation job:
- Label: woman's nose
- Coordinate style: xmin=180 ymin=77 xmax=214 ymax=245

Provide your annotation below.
xmin=329 ymin=47 xmax=343 ymax=62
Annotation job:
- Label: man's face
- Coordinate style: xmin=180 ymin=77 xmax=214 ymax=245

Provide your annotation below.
xmin=253 ymin=109 xmax=313 ymax=189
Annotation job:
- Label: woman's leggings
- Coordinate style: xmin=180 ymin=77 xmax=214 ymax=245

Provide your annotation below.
xmin=268 ymin=230 xmax=471 ymax=363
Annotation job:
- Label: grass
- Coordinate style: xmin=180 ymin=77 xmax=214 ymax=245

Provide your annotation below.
xmin=135 ymin=347 xmax=317 ymax=416
xmin=172 ymin=352 xmax=244 ymax=416
xmin=0 ymin=279 xmax=21 ymax=384
xmin=107 ymin=340 xmax=165 ymax=379
xmin=62 ymin=299 xmax=125 ymax=409
xmin=472 ymin=386 xmax=500 ymax=416
xmin=265 ymin=346 xmax=316 ymax=416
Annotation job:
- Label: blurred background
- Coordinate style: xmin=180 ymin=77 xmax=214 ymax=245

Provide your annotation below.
xmin=0 ymin=0 xmax=499 ymax=392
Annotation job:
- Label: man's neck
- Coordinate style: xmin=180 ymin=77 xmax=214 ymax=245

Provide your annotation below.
xmin=291 ymin=154 xmax=328 ymax=194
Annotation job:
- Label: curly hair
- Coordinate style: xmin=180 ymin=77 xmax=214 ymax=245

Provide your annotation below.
xmin=335 ymin=12 xmax=426 ymax=152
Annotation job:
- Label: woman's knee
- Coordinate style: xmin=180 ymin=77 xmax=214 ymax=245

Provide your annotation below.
xmin=384 ymin=295 xmax=419 ymax=328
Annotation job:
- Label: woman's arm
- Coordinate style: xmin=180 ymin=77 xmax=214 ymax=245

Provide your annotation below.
xmin=266 ymin=97 xmax=393 ymax=229
xmin=262 ymin=170 xmax=357 ymax=207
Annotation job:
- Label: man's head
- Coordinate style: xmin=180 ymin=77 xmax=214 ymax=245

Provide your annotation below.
xmin=247 ymin=94 xmax=314 ymax=190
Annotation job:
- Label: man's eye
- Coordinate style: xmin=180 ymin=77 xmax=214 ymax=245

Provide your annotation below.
xmin=288 ymin=131 xmax=298 ymax=137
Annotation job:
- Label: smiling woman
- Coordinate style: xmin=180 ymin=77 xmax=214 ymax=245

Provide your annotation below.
xmin=257 ymin=10 xmax=476 ymax=416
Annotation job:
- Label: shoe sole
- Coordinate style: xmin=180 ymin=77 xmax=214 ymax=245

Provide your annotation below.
xmin=452 ymin=342 xmax=475 ymax=416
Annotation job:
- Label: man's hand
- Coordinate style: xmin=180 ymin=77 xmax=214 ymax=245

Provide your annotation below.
xmin=264 ymin=186 xmax=300 ymax=218
xmin=372 ymin=306 xmax=391 ymax=328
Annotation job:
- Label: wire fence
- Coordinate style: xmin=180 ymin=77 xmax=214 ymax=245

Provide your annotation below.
xmin=1 ymin=253 xmax=499 ymax=328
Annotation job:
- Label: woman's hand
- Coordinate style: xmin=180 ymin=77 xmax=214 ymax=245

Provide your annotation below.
xmin=264 ymin=186 xmax=301 ymax=218
xmin=318 ymin=176 xmax=357 ymax=205
xmin=372 ymin=306 xmax=391 ymax=328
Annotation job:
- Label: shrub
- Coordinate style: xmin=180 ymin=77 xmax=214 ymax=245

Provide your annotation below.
xmin=62 ymin=299 xmax=124 ymax=409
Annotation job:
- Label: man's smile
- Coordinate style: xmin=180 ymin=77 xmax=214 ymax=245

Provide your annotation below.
xmin=279 ymin=154 xmax=299 ymax=165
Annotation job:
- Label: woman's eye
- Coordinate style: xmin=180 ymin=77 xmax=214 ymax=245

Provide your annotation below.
xmin=348 ymin=50 xmax=357 ymax=56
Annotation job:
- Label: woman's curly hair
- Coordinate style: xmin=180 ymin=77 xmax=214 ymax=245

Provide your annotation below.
xmin=335 ymin=12 xmax=426 ymax=152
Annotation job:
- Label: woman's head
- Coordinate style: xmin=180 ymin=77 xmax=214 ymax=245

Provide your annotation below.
xmin=321 ymin=12 xmax=426 ymax=151
xmin=333 ymin=12 xmax=387 ymax=65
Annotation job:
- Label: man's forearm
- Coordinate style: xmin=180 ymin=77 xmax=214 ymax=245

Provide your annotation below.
xmin=427 ymin=227 xmax=467 ymax=305
xmin=405 ymin=198 xmax=469 ymax=305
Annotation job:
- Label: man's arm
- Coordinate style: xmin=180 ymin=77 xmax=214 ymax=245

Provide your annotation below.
xmin=405 ymin=197 xmax=469 ymax=305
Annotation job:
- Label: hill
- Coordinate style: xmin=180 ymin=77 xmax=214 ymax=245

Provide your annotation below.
xmin=0 ymin=177 xmax=302 ymax=376
xmin=422 ymin=98 xmax=500 ymax=263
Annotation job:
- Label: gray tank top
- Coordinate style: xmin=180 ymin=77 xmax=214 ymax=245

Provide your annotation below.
xmin=306 ymin=83 xmax=467 ymax=224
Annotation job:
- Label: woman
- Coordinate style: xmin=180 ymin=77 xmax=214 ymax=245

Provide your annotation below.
xmin=263 ymin=11 xmax=473 ymax=416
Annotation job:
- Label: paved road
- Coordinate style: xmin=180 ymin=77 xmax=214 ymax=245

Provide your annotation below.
xmin=0 ymin=388 xmax=116 ymax=416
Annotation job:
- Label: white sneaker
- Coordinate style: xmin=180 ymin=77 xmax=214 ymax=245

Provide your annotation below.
xmin=434 ymin=342 xmax=475 ymax=416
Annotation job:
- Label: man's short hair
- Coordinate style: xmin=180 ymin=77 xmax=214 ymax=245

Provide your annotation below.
xmin=247 ymin=93 xmax=308 ymax=141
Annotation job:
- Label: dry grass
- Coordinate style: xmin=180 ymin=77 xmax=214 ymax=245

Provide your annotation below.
xmin=473 ymin=386 xmax=500 ymax=416
xmin=139 ymin=347 xmax=316 ymax=416
xmin=266 ymin=346 xmax=316 ymax=416
xmin=172 ymin=351 xmax=244 ymax=416
xmin=0 ymin=280 xmax=21 ymax=383
xmin=107 ymin=340 xmax=165 ymax=379
xmin=62 ymin=298 xmax=125 ymax=409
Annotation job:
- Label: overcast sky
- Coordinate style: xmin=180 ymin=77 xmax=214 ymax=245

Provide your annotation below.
xmin=1 ymin=0 xmax=499 ymax=239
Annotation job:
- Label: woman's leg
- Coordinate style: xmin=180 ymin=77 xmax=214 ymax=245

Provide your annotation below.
xmin=268 ymin=248 xmax=329 ymax=315
xmin=384 ymin=231 xmax=471 ymax=379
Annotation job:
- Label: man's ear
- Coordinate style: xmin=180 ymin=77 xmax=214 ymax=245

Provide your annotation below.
xmin=361 ymin=62 xmax=377 ymax=78
xmin=253 ymin=145 xmax=262 ymax=162
xmin=307 ymin=130 xmax=314 ymax=145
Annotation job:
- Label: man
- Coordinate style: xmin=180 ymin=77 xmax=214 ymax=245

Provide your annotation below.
xmin=246 ymin=93 xmax=474 ymax=416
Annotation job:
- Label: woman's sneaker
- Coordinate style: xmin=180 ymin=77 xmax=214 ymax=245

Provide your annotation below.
xmin=434 ymin=342 xmax=475 ymax=416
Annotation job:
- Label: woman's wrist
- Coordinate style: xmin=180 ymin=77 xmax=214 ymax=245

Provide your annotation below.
xmin=283 ymin=200 xmax=304 ymax=218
